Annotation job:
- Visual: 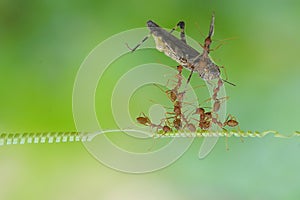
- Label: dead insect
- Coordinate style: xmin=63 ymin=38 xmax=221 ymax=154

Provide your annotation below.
xmin=127 ymin=13 xmax=234 ymax=85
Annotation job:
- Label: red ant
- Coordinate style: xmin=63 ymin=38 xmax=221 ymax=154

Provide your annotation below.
xmin=212 ymin=78 xmax=224 ymax=100
xmin=153 ymin=66 xmax=185 ymax=103
xmin=223 ymin=114 xmax=239 ymax=128
xmin=162 ymin=125 xmax=172 ymax=133
xmin=223 ymin=114 xmax=240 ymax=151
xmin=136 ymin=112 xmax=172 ymax=134
xmin=194 ymin=107 xmax=212 ymax=130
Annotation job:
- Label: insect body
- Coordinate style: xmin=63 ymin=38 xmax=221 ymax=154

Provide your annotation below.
xmin=129 ymin=14 xmax=221 ymax=82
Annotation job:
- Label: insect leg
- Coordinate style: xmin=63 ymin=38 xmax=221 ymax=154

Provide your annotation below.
xmin=186 ymin=66 xmax=195 ymax=84
xmin=178 ymin=21 xmax=187 ymax=44
xmin=219 ymin=66 xmax=236 ymax=86
xmin=208 ymin=13 xmax=215 ymax=38
xmin=169 ymin=21 xmax=187 ymax=44
xmin=126 ymin=34 xmax=150 ymax=52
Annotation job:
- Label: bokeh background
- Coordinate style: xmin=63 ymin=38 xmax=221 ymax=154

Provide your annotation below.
xmin=1 ymin=0 xmax=300 ymax=199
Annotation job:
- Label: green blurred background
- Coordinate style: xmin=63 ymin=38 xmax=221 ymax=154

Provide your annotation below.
xmin=1 ymin=0 xmax=300 ymax=199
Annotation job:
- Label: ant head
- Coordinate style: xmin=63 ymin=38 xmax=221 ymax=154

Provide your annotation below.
xmin=187 ymin=124 xmax=196 ymax=132
xmin=204 ymin=36 xmax=212 ymax=48
xmin=174 ymin=101 xmax=181 ymax=107
xmin=218 ymin=78 xmax=224 ymax=87
xmin=195 ymin=107 xmax=205 ymax=115
xmin=163 ymin=125 xmax=171 ymax=133
xmin=167 ymin=90 xmax=177 ymax=102
xmin=177 ymin=65 xmax=183 ymax=72
xmin=205 ymin=112 xmax=212 ymax=118
xmin=174 ymin=106 xmax=181 ymax=115
xmin=173 ymin=118 xmax=182 ymax=129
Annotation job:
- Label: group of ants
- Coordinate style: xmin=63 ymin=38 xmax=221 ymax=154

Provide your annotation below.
xmin=135 ymin=19 xmax=239 ymax=136
xmin=136 ymin=65 xmax=239 ymax=136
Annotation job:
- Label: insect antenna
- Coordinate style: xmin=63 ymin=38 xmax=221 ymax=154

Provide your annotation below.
xmin=126 ymin=34 xmax=150 ymax=52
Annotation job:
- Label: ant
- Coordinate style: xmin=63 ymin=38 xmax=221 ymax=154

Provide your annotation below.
xmin=153 ymin=65 xmax=185 ymax=103
xmin=128 ymin=13 xmax=235 ymax=86
xmin=212 ymin=78 xmax=224 ymax=100
xmin=136 ymin=112 xmax=152 ymax=126
xmin=223 ymin=114 xmax=239 ymax=128
xmin=194 ymin=107 xmax=212 ymax=130
xmin=136 ymin=112 xmax=172 ymax=134
xmin=152 ymin=65 xmax=187 ymax=131
xmin=162 ymin=125 xmax=172 ymax=133
xmin=223 ymin=114 xmax=240 ymax=151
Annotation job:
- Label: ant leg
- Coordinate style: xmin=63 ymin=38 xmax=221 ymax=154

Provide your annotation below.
xmin=221 ymin=128 xmax=230 ymax=151
xmin=140 ymin=112 xmax=147 ymax=118
xmin=148 ymin=130 xmax=162 ymax=151
xmin=199 ymin=96 xmax=229 ymax=108
xmin=237 ymin=126 xmax=244 ymax=143
xmin=225 ymin=134 xmax=229 ymax=151
xmin=209 ymin=43 xmax=223 ymax=52
xmin=169 ymin=21 xmax=187 ymax=44
xmin=224 ymin=114 xmax=230 ymax=124
xmin=228 ymin=114 xmax=237 ymax=121
xmin=126 ymin=34 xmax=151 ymax=52
xmin=209 ymin=36 xmax=239 ymax=52
xmin=238 ymin=127 xmax=244 ymax=143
